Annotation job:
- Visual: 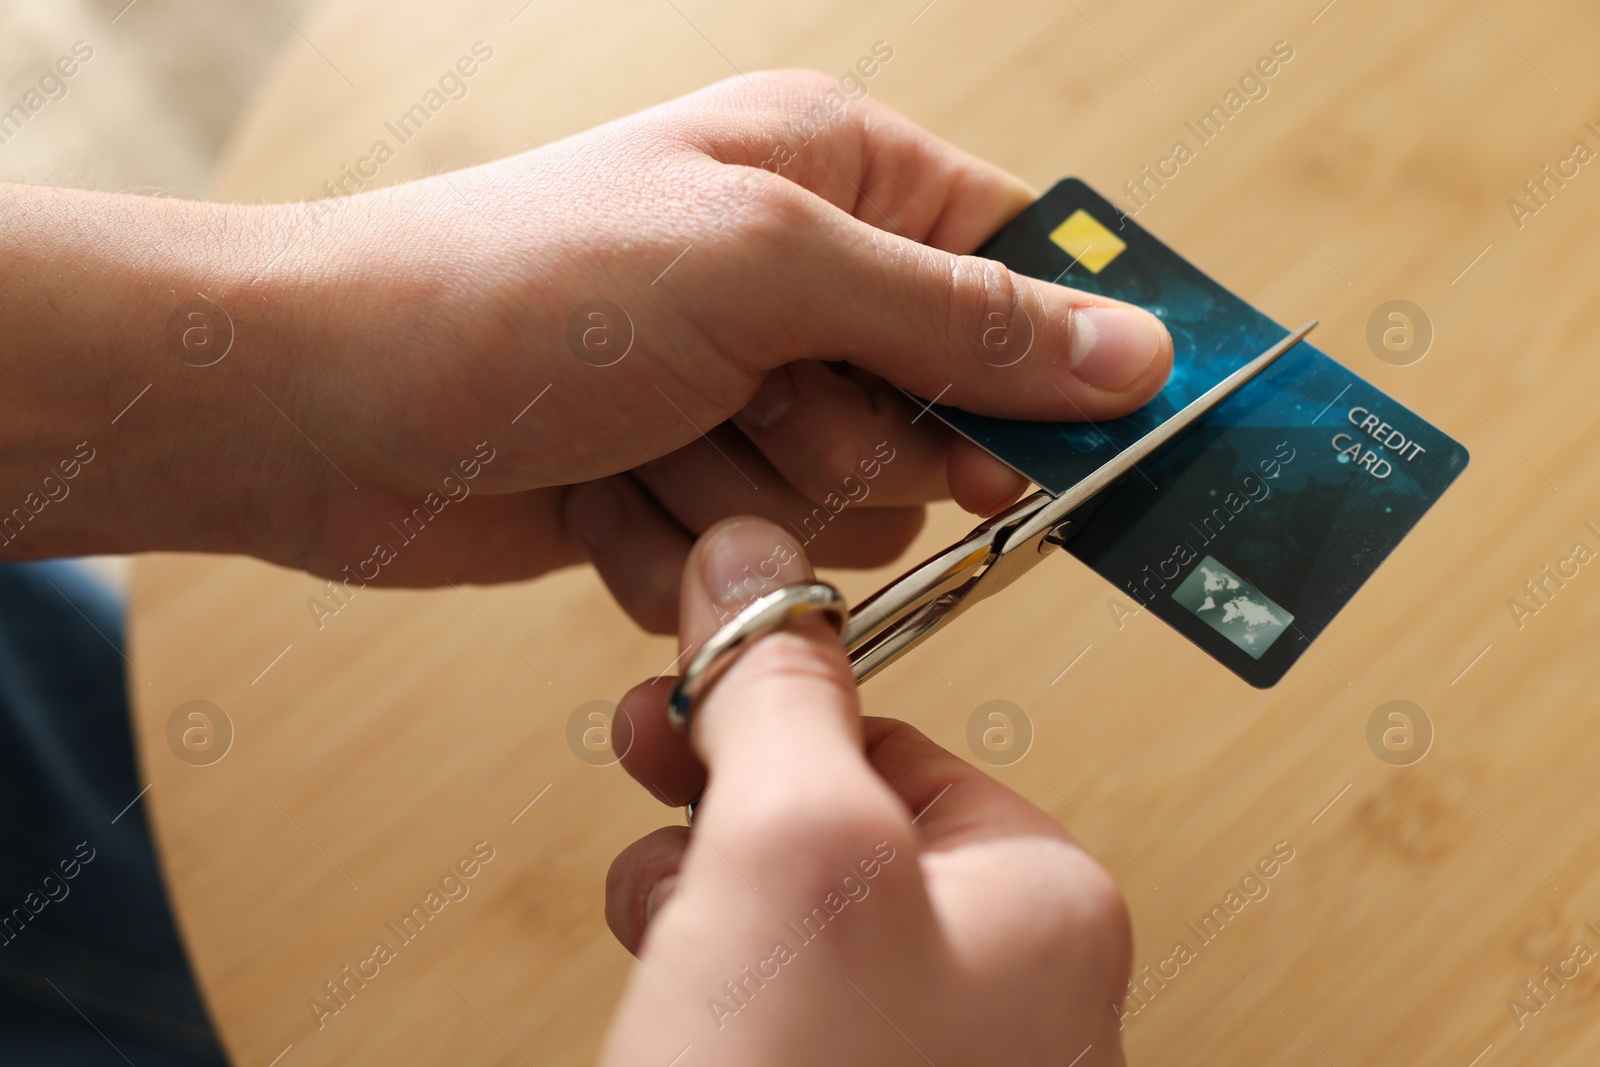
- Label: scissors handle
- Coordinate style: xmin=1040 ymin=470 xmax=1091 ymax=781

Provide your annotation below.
xmin=843 ymin=490 xmax=1052 ymax=682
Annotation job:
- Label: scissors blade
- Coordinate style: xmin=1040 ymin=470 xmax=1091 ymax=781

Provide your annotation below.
xmin=984 ymin=318 xmax=1322 ymax=574
xmin=844 ymin=318 xmax=1318 ymax=682
xmin=1029 ymin=318 xmax=1320 ymax=531
xmin=841 ymin=491 xmax=1047 ymax=652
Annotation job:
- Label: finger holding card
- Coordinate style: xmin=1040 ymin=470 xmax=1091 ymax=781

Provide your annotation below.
xmin=733 ymin=360 xmax=1032 ymax=516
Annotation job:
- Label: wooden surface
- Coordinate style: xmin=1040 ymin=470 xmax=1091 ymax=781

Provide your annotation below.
xmin=130 ymin=0 xmax=1600 ymax=1064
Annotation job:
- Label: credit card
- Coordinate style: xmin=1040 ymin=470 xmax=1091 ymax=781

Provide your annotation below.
xmin=927 ymin=179 xmax=1468 ymax=687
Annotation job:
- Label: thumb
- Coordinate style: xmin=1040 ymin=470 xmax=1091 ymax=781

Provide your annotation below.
xmin=759 ymin=192 xmax=1173 ymax=421
xmin=679 ymin=519 xmax=909 ymax=851
xmin=603 ymin=517 xmax=912 ymax=957
xmin=667 ymin=71 xmax=1172 ymax=420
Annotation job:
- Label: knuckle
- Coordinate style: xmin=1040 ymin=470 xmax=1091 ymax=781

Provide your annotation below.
xmin=1077 ymin=862 xmax=1132 ymax=939
xmin=700 ymin=174 xmax=809 ymax=282
xmin=689 ymin=175 xmax=813 ymax=357
xmin=957 ymin=841 xmax=1131 ymax=1005
xmin=761 ymin=67 xmax=843 ymax=101
xmin=693 ymin=68 xmax=870 ymax=184
xmin=1042 ymin=852 xmax=1133 ymax=976
xmin=789 ymin=432 xmax=867 ymax=501
xmin=714 ymin=68 xmax=848 ymax=112
xmin=946 ymin=254 xmax=1021 ymax=360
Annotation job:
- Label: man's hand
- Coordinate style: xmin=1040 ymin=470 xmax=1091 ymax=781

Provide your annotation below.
xmin=599 ymin=517 xmax=1132 ymax=1066
xmin=0 ymin=70 xmax=1170 ymax=629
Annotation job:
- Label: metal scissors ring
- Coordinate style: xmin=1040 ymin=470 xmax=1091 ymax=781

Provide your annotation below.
xmin=667 ymin=320 xmax=1316 ymax=732
xmin=668 ymin=582 xmax=845 ymax=730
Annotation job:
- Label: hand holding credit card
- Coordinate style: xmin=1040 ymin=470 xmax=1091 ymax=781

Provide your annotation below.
xmin=912 ymin=179 xmax=1469 ymax=687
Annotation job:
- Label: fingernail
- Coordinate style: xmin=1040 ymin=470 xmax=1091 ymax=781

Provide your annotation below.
xmin=737 ymin=367 xmax=795 ymax=429
xmin=644 ymin=874 xmax=678 ymax=924
xmin=568 ymin=481 xmax=623 ymax=550
xmin=1066 ymin=306 xmax=1166 ymax=391
xmin=701 ymin=521 xmax=808 ymax=610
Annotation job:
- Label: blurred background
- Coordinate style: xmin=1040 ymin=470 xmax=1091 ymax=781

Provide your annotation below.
xmin=0 ymin=0 xmax=316 ymax=195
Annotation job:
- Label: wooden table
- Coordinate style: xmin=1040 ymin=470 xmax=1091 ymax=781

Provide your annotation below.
xmin=130 ymin=1 xmax=1600 ymax=1063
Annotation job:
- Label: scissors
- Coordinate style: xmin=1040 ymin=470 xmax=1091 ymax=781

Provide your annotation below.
xmin=669 ymin=319 xmax=1318 ymax=729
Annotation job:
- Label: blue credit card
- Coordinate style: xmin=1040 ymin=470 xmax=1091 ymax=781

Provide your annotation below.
xmin=928 ymin=179 xmax=1468 ymax=687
